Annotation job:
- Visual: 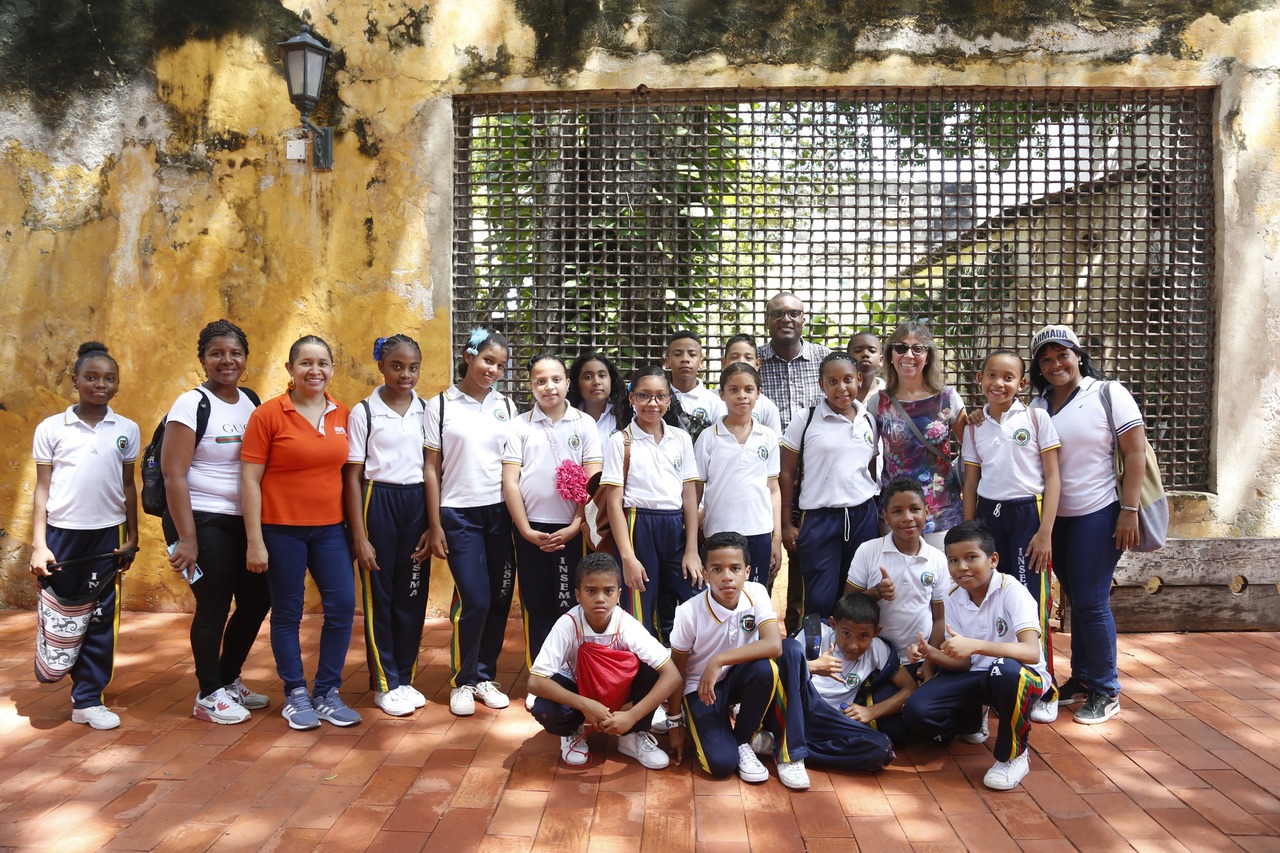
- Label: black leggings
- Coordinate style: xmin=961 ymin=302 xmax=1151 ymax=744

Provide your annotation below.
xmin=172 ymin=512 xmax=272 ymax=696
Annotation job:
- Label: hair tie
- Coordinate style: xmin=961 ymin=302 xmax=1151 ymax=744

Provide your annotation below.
xmin=465 ymin=327 xmax=488 ymax=356
xmin=373 ymin=336 xmax=389 ymax=361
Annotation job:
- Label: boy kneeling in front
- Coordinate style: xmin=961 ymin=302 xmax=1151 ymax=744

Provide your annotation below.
xmin=667 ymin=531 xmax=795 ymax=786
xmin=903 ymin=520 xmax=1049 ymax=791
xmin=528 ymin=553 xmax=682 ymax=769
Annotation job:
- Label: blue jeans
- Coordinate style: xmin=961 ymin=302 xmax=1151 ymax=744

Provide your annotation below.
xmin=263 ymin=523 xmax=355 ymax=695
xmin=1051 ymin=502 xmax=1122 ymax=696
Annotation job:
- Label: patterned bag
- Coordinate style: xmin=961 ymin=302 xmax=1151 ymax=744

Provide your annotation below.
xmin=34 ymin=566 xmax=118 ymax=683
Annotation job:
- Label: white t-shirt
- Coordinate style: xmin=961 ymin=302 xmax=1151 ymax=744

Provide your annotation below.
xmin=798 ymin=624 xmax=897 ymax=710
xmin=752 ymin=394 xmax=782 ymax=434
xmin=780 ymin=399 xmax=879 ymax=510
xmin=669 ymin=581 xmax=777 ymax=696
xmin=673 ymin=381 xmax=727 ymax=433
xmin=579 ymin=403 xmax=618 ymax=446
xmin=944 ymin=572 xmax=1049 ymax=685
xmin=502 ymin=405 xmax=603 ymax=525
xmin=847 ymin=534 xmax=946 ymax=663
xmin=33 ymin=406 xmax=140 ymax=529
xmin=423 ymin=386 xmax=515 ymax=508
xmin=530 ymin=605 xmax=671 ymax=681
xmin=694 ymin=418 xmax=780 ymax=537
xmin=1030 ymin=377 xmax=1142 ymax=517
xmin=346 ymin=390 xmax=427 ymax=486
xmin=961 ymin=401 xmax=1061 ymax=500
xmin=601 ymin=424 xmax=699 ymax=511
xmin=166 ymin=388 xmax=259 ymax=514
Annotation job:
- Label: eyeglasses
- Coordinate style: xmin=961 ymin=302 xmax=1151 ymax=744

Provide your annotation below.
xmin=631 ymin=391 xmax=671 ymax=404
xmin=891 ymin=344 xmax=929 ymax=355
xmin=767 ymin=309 xmax=804 ymax=320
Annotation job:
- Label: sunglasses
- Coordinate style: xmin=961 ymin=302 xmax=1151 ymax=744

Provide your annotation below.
xmin=891 ymin=344 xmax=929 ymax=355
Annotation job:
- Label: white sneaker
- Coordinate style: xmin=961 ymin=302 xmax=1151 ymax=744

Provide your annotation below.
xmin=736 ymin=742 xmax=769 ymax=783
xmin=375 ymin=689 xmax=416 ymax=717
xmin=561 ymin=726 xmax=590 ymax=766
xmin=618 ymin=731 xmax=669 ymax=770
xmin=398 ymin=684 xmax=427 ymax=709
xmin=72 ymin=705 xmax=121 ymax=730
xmin=1030 ymin=696 xmax=1059 ymax=724
xmin=475 ymin=681 xmax=509 ymax=709
xmin=229 ymin=677 xmax=269 ymax=710
xmin=649 ymin=704 xmax=669 ymax=734
xmin=962 ymin=708 xmax=990 ymax=743
xmin=778 ymin=759 xmax=810 ymax=790
xmin=750 ymin=729 xmax=775 ymax=757
xmin=193 ymin=688 xmax=251 ymax=725
xmin=983 ymin=752 xmax=1031 ymax=790
xmin=450 ymin=685 xmax=477 ymax=716
xmin=525 ymin=693 xmax=537 ymax=712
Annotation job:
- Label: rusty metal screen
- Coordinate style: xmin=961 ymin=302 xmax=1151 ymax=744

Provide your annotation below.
xmin=453 ymin=87 xmax=1215 ymax=490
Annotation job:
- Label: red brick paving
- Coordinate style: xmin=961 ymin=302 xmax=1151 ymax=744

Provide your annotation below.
xmin=0 ymin=611 xmax=1278 ymax=851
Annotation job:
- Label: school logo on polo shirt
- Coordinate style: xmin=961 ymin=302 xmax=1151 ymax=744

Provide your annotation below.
xmin=335 ymin=426 xmax=347 ymax=435
xmin=996 ymin=617 xmax=1008 ymax=636
xmin=757 ymin=445 xmax=769 ymax=461
xmin=673 ymin=455 xmax=683 ymax=472
xmin=568 ymin=433 xmax=582 ymax=450
xmin=843 ymin=671 xmax=862 ymax=689
xmin=1013 ymin=428 xmax=1031 ymax=446
xmin=116 ymin=435 xmax=127 ymax=452
xmin=739 ymin=613 xmax=756 ymax=633
xmin=494 ymin=408 xmax=509 ymax=422
xmin=920 ymin=570 xmax=937 ymax=587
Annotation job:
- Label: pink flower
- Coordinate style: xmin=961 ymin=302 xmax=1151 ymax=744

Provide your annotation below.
xmin=555 ymin=460 xmax=590 ymax=505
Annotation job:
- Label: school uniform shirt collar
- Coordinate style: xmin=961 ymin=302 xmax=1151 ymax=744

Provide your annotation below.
xmin=817 ymin=397 xmax=869 ymax=422
xmin=949 ymin=571 xmax=1013 ymax=607
xmin=703 ymin=586 xmax=756 ymax=624
xmin=982 ymin=399 xmax=1028 ymax=420
xmin=626 ymin=423 xmax=678 ymax=447
xmin=63 ymin=405 xmax=119 ymax=427
xmin=369 ymin=388 xmax=420 ymax=418
xmin=881 ymin=533 xmax=929 ymax=561
xmin=528 ymin=405 xmax=585 ymax=426
xmin=444 ymin=384 xmax=505 ymax=406
xmin=710 ymin=416 xmax=769 ymax=440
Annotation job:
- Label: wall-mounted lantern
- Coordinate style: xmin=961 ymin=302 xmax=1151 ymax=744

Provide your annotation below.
xmin=278 ymin=25 xmax=334 ymax=171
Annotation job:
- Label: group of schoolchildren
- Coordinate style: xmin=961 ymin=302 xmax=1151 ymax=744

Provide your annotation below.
xmin=28 ymin=323 xmax=1067 ymax=795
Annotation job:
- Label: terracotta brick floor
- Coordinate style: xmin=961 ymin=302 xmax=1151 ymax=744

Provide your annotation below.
xmin=1 ymin=610 xmax=1278 ymax=851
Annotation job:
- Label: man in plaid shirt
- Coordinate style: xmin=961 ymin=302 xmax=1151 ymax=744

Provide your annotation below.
xmin=757 ymin=293 xmax=830 ymax=431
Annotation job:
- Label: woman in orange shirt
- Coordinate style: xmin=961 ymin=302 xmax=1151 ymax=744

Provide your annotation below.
xmin=241 ymin=335 xmax=360 ymax=730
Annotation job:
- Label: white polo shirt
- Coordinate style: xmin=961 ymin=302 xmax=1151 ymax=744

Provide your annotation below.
xmin=798 ymin=623 xmax=896 ymax=710
xmin=530 ymin=605 xmax=671 ymax=681
xmin=669 ymin=581 xmax=777 ymax=696
xmin=780 ymin=399 xmax=878 ymax=510
xmin=33 ymin=406 xmax=140 ymax=529
xmin=1030 ymin=377 xmax=1142 ymax=517
xmin=673 ymin=381 xmax=727 ymax=430
xmin=944 ymin=572 xmax=1049 ymax=685
xmin=752 ymin=394 xmax=782 ymax=434
xmin=961 ymin=401 xmax=1061 ymax=500
xmin=847 ymin=534 xmax=946 ymax=663
xmin=578 ymin=403 xmax=618 ymax=446
xmin=167 ymin=388 xmax=259 ymax=515
xmin=423 ymin=385 xmax=515 ymax=508
xmin=503 ymin=405 xmax=603 ymax=525
xmin=347 ymin=390 xmax=426 ymax=486
xmin=694 ymin=418 xmax=780 ymax=537
xmin=601 ymin=424 xmax=698 ymax=511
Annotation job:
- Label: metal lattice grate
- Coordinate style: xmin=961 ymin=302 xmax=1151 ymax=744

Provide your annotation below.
xmin=453 ymin=87 xmax=1215 ymax=490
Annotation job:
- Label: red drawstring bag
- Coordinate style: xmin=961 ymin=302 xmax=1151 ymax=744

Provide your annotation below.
xmin=575 ymin=638 xmax=639 ymax=712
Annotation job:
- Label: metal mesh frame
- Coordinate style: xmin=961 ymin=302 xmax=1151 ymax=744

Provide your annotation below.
xmin=453 ymin=87 xmax=1215 ymax=490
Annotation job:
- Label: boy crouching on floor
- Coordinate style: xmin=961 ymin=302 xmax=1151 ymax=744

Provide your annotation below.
xmin=756 ymin=591 xmax=916 ymax=776
xmin=903 ymin=520 xmax=1049 ymax=791
xmin=528 ymin=553 xmax=682 ymax=769
xmin=666 ymin=531 xmax=793 ymax=786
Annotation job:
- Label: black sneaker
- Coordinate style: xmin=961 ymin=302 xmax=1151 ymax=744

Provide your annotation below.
xmin=1057 ymin=676 xmax=1089 ymax=706
xmin=1073 ymin=691 xmax=1119 ymax=725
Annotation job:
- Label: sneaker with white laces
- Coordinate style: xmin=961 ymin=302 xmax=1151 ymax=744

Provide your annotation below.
xmin=450 ymin=685 xmax=477 ymax=716
xmin=1073 ymin=691 xmax=1120 ymax=725
xmin=229 ymin=677 xmax=269 ymax=710
xmin=1030 ymin=695 xmax=1059 ymax=724
xmin=778 ymin=759 xmax=810 ymax=790
xmin=398 ymin=684 xmax=427 ymax=709
xmin=312 ymin=688 xmax=362 ymax=727
xmin=525 ymin=693 xmax=537 ymax=712
xmin=618 ymin=731 xmax=669 ymax=770
xmin=475 ymin=681 xmax=509 ymax=709
xmin=560 ymin=725 xmax=590 ymax=766
xmin=71 ymin=704 xmax=121 ymax=730
xmin=983 ymin=751 xmax=1031 ymax=790
xmin=649 ymin=704 xmax=669 ymax=734
xmin=736 ymin=742 xmax=770 ymax=783
xmin=750 ymin=729 xmax=775 ymax=757
xmin=282 ymin=686 xmax=321 ymax=730
xmin=374 ymin=689 xmax=415 ymax=717
xmin=961 ymin=708 xmax=990 ymax=743
xmin=194 ymin=687 xmax=251 ymax=725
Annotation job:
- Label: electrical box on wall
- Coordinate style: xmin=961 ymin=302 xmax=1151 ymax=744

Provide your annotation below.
xmin=285 ymin=140 xmax=306 ymax=161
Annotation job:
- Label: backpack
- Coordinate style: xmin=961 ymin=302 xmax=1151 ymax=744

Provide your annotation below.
xmin=141 ymin=386 xmax=262 ymax=518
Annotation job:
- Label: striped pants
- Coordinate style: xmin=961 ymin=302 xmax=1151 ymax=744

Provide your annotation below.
xmin=902 ymin=661 xmax=1044 ymax=761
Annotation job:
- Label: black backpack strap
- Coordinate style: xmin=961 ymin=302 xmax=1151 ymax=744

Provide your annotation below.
xmin=438 ymin=391 xmax=446 ymax=467
xmin=192 ymin=387 xmax=213 ymax=446
xmin=361 ymin=399 xmax=373 ymax=461
xmin=241 ymin=387 xmax=262 ymax=406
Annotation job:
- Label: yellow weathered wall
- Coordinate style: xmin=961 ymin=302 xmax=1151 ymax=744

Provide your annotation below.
xmin=2 ymin=0 xmax=1280 ymax=611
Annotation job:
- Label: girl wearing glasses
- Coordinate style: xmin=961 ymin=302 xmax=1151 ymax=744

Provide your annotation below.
xmin=865 ymin=321 xmax=968 ymax=550
xmin=602 ymin=366 xmax=703 ymax=643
